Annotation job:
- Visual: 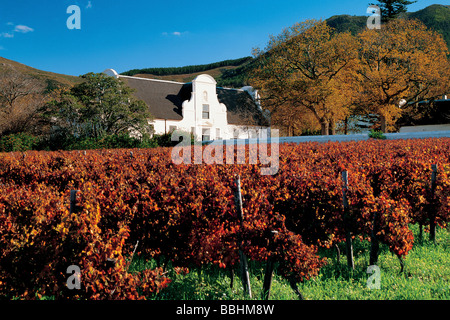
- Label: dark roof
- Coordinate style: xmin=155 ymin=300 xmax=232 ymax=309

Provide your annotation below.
xmin=217 ymin=88 xmax=268 ymax=126
xmin=121 ymin=77 xmax=186 ymax=120
xmin=120 ymin=76 xmax=268 ymax=126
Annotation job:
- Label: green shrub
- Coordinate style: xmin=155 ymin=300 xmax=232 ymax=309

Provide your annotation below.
xmin=36 ymin=131 xmax=196 ymax=151
xmin=0 ymin=133 xmax=38 ymax=152
xmin=65 ymin=134 xmax=141 ymax=150
xmin=144 ymin=132 xmax=196 ymax=148
xmin=368 ymin=129 xmax=387 ymax=140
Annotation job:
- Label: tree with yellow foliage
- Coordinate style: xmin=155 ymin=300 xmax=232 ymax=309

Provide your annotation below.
xmin=354 ymin=19 xmax=450 ymax=132
xmin=250 ymin=20 xmax=359 ymax=135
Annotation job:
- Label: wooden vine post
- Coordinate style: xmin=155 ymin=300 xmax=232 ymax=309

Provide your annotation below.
xmin=369 ymin=210 xmax=380 ymax=265
xmin=234 ymin=175 xmax=252 ymax=298
xmin=262 ymin=230 xmax=277 ymax=300
xmin=419 ymin=164 xmax=438 ymax=243
xmin=342 ymin=171 xmax=354 ymax=269
xmin=70 ymin=190 xmax=79 ymax=214
xmin=370 ymin=172 xmax=381 ymax=266
xmin=429 ymin=164 xmax=438 ymax=244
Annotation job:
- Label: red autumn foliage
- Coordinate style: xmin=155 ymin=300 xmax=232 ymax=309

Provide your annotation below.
xmin=0 ymin=138 xmax=448 ymax=299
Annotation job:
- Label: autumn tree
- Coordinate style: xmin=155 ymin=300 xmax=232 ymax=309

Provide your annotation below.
xmin=250 ymin=20 xmax=359 ymax=135
xmin=354 ymin=19 xmax=450 ymax=132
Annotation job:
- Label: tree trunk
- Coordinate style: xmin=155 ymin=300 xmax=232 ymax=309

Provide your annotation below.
xmin=380 ymin=114 xmax=387 ymax=133
xmin=344 ymin=116 xmax=349 ymax=135
xmin=329 ymin=118 xmax=336 ymax=135
xmin=286 ymin=125 xmax=293 ymax=137
xmin=320 ymin=119 xmax=329 ymax=136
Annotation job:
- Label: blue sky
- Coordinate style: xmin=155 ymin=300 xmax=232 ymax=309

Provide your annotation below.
xmin=0 ymin=0 xmax=447 ymax=76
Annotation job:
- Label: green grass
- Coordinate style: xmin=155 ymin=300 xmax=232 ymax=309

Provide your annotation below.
xmin=132 ymin=224 xmax=450 ymax=300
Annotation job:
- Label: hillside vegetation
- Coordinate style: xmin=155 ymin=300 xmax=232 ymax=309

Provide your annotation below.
xmin=121 ymin=57 xmax=252 ymax=77
xmin=327 ymin=4 xmax=450 ymax=46
xmin=121 ymin=57 xmax=254 ymax=88
xmin=0 ymin=56 xmax=82 ymax=91
xmin=0 ymin=57 xmax=83 ymax=139
xmin=408 ymin=4 xmax=450 ymax=48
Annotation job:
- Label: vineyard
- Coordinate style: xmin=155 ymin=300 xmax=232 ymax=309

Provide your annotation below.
xmin=0 ymin=138 xmax=449 ymax=300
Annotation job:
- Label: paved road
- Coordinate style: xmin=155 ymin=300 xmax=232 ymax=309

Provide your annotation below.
xmin=209 ymin=130 xmax=450 ymax=145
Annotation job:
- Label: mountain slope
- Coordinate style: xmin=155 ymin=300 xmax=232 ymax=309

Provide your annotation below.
xmin=325 ymin=15 xmax=367 ymax=35
xmin=120 ymin=57 xmax=254 ymax=88
xmin=326 ymin=4 xmax=450 ymax=46
xmin=407 ymin=4 xmax=450 ymax=47
xmin=0 ymin=56 xmax=82 ymax=92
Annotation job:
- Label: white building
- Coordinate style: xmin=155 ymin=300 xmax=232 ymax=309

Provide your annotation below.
xmin=103 ymin=69 xmax=269 ymax=141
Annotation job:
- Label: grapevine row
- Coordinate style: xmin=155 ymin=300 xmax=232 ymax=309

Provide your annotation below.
xmin=0 ymin=138 xmax=448 ymax=299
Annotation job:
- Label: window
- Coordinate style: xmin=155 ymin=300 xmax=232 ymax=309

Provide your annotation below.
xmin=202 ymin=104 xmax=210 ymax=119
xmin=169 ymin=125 xmax=177 ymax=133
xmin=216 ymin=128 xmax=221 ymax=140
xmin=202 ymin=128 xmax=211 ymax=142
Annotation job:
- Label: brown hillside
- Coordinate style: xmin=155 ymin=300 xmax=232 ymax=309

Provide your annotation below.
xmin=0 ymin=56 xmax=82 ymax=88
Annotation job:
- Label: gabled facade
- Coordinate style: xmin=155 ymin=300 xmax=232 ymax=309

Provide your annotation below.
xmin=103 ymin=69 xmax=269 ymax=141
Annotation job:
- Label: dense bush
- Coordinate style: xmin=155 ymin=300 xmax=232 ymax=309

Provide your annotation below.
xmin=36 ymin=132 xmax=143 ymax=151
xmin=66 ymin=134 xmax=142 ymax=150
xmin=368 ymin=130 xmax=387 ymax=140
xmin=25 ymin=132 xmax=193 ymax=152
xmin=0 ymin=133 xmax=38 ymax=152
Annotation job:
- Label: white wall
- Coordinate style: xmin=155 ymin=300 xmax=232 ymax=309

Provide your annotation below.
xmin=400 ymin=124 xmax=450 ymax=133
